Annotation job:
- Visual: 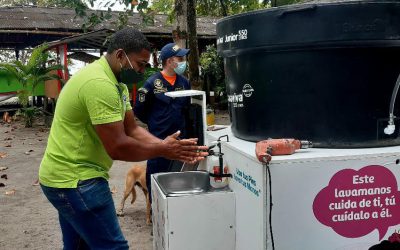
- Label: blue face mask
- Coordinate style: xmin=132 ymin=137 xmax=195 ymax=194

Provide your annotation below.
xmin=174 ymin=61 xmax=187 ymax=75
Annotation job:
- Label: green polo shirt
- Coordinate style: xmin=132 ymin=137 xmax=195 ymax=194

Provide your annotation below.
xmin=39 ymin=56 xmax=132 ymax=188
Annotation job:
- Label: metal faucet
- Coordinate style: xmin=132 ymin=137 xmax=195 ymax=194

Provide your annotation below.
xmin=208 ymin=135 xmax=232 ymax=179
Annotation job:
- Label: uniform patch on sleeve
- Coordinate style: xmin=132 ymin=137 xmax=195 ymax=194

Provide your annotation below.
xmin=154 ymin=79 xmax=163 ymax=89
xmin=154 ymin=88 xmax=167 ymax=94
xmin=138 ymin=87 xmax=148 ymax=102
xmin=138 ymin=93 xmax=145 ymax=102
xmin=138 ymin=87 xmax=148 ymax=94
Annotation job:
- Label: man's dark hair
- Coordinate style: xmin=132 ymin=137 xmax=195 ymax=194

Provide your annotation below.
xmin=107 ymin=28 xmax=151 ymax=54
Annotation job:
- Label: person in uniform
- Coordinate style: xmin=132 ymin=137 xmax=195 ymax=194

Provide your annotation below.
xmin=134 ymin=43 xmax=191 ymax=202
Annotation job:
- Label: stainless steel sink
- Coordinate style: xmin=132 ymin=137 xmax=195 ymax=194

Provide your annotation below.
xmin=154 ymin=171 xmax=211 ymax=197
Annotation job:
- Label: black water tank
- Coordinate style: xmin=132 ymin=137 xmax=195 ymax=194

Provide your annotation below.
xmin=217 ymin=1 xmax=400 ymax=148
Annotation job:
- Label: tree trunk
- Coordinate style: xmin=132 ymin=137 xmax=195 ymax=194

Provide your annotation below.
xmin=44 ymin=97 xmax=48 ymax=112
xmin=219 ymin=0 xmax=228 ymax=16
xmin=173 ymin=0 xmax=187 ymax=49
xmin=187 ymin=0 xmax=201 ymax=90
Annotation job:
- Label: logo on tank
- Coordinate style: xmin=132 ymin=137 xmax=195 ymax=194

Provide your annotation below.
xmin=242 ymin=84 xmax=254 ymax=98
xmin=227 ymin=83 xmax=254 ymax=108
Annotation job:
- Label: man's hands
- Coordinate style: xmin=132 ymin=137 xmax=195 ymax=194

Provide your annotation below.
xmin=162 ymin=131 xmax=208 ymax=164
xmin=96 ymin=120 xmax=207 ymax=163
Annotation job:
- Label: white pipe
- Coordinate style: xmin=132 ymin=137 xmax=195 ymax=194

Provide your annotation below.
xmin=384 ymin=73 xmax=400 ymax=135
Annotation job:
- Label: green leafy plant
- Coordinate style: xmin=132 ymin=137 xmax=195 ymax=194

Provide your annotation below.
xmin=199 ymin=44 xmax=227 ymax=109
xmin=0 ymin=44 xmax=62 ymax=127
xmin=200 ymin=45 xmax=224 ymax=83
xmin=13 ymin=107 xmax=39 ymax=128
xmin=139 ymin=66 xmax=160 ymax=88
xmin=0 ymin=44 xmax=62 ymax=108
xmin=22 ymin=107 xmax=39 ymax=128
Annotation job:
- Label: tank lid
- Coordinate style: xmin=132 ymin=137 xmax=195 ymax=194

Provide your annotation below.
xmin=217 ymin=1 xmax=400 ymax=57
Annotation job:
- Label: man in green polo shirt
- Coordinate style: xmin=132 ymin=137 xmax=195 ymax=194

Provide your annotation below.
xmin=39 ymin=28 xmax=207 ymax=250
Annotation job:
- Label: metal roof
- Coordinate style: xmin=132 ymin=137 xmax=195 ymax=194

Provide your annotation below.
xmin=0 ymin=6 xmax=217 ymax=49
xmin=68 ymin=51 xmax=100 ymax=63
xmin=46 ymin=28 xmax=113 ymax=50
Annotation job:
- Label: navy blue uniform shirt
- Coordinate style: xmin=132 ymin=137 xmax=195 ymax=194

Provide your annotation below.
xmin=134 ymin=71 xmax=190 ymax=139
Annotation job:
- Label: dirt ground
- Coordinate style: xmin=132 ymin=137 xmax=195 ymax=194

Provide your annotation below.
xmin=0 ymin=110 xmax=230 ymax=250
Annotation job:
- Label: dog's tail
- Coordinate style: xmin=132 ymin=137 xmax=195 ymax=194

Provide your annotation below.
xmin=135 ymin=181 xmax=143 ymax=189
xmin=130 ymin=182 xmax=142 ymax=204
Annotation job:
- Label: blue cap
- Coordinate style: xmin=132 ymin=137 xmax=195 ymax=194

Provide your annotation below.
xmin=160 ymin=43 xmax=190 ymax=61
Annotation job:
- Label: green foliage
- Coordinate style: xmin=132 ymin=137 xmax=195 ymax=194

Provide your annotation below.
xmin=151 ymin=0 xmax=173 ymax=15
xmin=77 ymin=0 xmax=154 ymax=30
xmin=21 ymin=107 xmax=39 ymax=127
xmin=0 ymin=0 xmax=87 ymax=8
xmin=134 ymin=66 xmax=160 ymax=90
xmin=152 ymin=0 xmax=266 ymax=17
xmin=15 ymin=106 xmax=40 ymax=127
xmin=79 ymin=4 xmax=114 ymax=31
xmin=273 ymin=0 xmax=305 ymax=7
xmin=108 ymin=9 xmax=131 ymax=30
xmin=0 ymin=0 xmax=112 ymax=31
xmin=0 ymin=0 xmax=308 ymax=30
xmin=0 ymin=44 xmax=62 ymax=108
xmin=196 ymin=0 xmax=307 ymax=16
xmin=199 ymin=44 xmax=226 ymax=107
xmin=200 ymin=45 xmax=223 ymax=83
xmin=18 ymin=90 xmax=30 ymax=108
xmin=142 ymin=67 xmax=160 ymax=83
xmin=214 ymin=0 xmax=265 ymax=16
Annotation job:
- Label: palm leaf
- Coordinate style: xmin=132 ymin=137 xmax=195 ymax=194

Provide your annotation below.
xmin=45 ymin=64 xmax=63 ymax=71
xmin=36 ymin=74 xmax=61 ymax=83
xmin=0 ymin=63 xmax=23 ymax=83
xmin=27 ymin=44 xmax=49 ymax=74
xmin=37 ymin=64 xmax=63 ymax=76
xmin=0 ymin=64 xmax=18 ymax=77
xmin=13 ymin=60 xmax=27 ymax=73
xmin=1 ymin=43 xmax=63 ymax=108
